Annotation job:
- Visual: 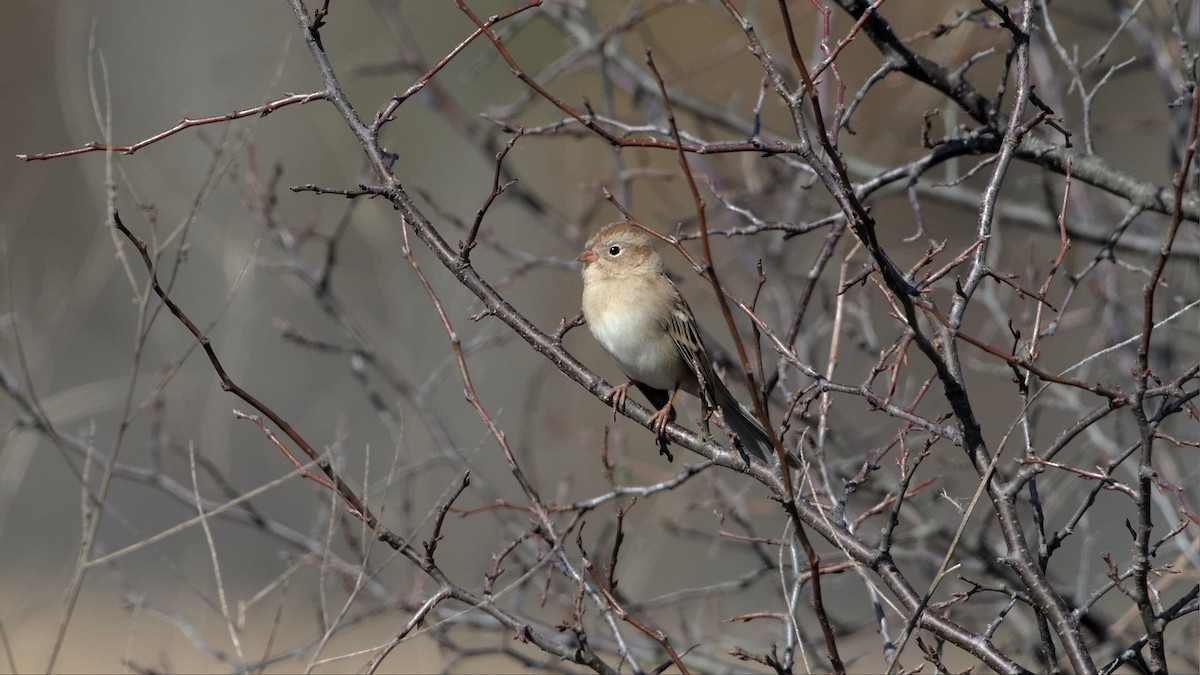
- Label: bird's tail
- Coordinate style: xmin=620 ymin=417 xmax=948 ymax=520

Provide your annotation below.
xmin=710 ymin=378 xmax=776 ymax=464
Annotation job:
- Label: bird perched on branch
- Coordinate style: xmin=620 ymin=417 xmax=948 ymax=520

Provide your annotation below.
xmin=576 ymin=222 xmax=776 ymax=464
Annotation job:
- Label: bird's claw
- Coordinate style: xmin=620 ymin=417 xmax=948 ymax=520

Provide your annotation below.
xmin=609 ymin=382 xmax=632 ymax=421
xmin=649 ymin=406 xmax=672 ymax=437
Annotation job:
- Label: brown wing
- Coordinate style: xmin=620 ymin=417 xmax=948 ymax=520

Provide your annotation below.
xmin=662 ymin=276 xmax=776 ymax=464
xmin=662 ymin=280 xmax=720 ymax=412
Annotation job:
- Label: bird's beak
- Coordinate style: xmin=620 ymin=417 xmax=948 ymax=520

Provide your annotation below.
xmin=576 ymin=248 xmax=597 ymax=264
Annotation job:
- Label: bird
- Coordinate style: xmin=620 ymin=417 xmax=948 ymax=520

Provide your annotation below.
xmin=576 ymin=221 xmax=776 ymax=464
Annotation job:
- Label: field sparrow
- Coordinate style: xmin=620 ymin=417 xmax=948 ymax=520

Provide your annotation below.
xmin=577 ymin=222 xmax=775 ymax=464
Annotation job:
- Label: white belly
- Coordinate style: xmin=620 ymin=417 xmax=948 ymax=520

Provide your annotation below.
xmin=583 ymin=282 xmax=686 ymax=390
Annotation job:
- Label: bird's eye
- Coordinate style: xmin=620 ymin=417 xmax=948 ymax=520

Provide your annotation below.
xmin=608 ymin=245 xmax=621 ymax=256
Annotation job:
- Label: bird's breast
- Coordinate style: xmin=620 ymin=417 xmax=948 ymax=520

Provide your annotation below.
xmin=582 ymin=279 xmax=684 ymax=391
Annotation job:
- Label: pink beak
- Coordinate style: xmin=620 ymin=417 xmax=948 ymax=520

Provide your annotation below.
xmin=576 ymin=248 xmax=597 ymax=264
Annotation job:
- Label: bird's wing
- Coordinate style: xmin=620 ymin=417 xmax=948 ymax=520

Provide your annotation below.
xmin=663 ymin=282 xmax=720 ymax=411
xmin=663 ymin=277 xmax=776 ymax=464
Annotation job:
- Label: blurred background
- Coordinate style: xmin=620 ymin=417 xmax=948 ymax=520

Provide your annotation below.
xmin=1 ymin=1 xmax=1196 ymax=673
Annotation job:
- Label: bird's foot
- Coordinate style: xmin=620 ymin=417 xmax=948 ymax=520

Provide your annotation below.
xmin=609 ymin=381 xmax=633 ymax=421
xmin=648 ymin=404 xmax=673 ymax=437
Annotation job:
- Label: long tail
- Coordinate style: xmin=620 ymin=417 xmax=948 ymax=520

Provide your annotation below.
xmin=710 ymin=378 xmax=775 ymax=464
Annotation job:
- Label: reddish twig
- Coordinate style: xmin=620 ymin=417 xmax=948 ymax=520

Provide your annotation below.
xmin=1016 ymin=457 xmax=1137 ymax=499
xmin=398 ymin=221 xmax=555 ymax=533
xmin=372 ymin=0 xmax=542 ymax=131
xmin=916 ymin=298 xmax=1126 ymax=402
xmin=424 ymin=472 xmax=472 ymax=563
xmin=18 ymin=91 xmax=328 ymax=161
xmin=578 ymin=531 xmax=691 ymax=674
xmin=112 ymin=209 xmax=402 ymax=549
xmin=232 ymin=410 xmax=335 ymax=492
xmin=461 ymin=129 xmax=524 ymax=262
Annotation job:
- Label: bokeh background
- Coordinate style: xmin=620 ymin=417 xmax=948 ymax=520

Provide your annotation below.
xmin=1 ymin=1 xmax=1197 ymax=673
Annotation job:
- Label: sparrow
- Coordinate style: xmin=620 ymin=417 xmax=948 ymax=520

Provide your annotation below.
xmin=576 ymin=222 xmax=775 ymax=464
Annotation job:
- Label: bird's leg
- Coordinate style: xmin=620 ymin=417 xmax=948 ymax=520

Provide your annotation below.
xmin=609 ymin=381 xmax=635 ymax=421
xmin=648 ymin=386 xmax=681 ymax=438
xmin=650 ymin=387 xmax=681 ymax=462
